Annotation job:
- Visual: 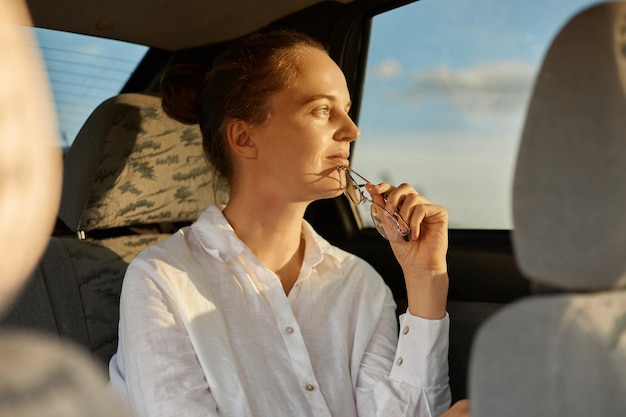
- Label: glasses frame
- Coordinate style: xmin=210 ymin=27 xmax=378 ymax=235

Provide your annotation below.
xmin=337 ymin=166 xmax=411 ymax=241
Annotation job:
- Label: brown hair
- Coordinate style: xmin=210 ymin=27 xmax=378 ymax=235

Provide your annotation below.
xmin=161 ymin=30 xmax=327 ymax=186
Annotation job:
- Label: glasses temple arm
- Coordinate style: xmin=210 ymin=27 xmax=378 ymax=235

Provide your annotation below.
xmin=339 ymin=166 xmax=373 ymax=185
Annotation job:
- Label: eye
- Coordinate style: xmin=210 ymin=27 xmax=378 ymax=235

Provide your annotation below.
xmin=314 ymin=106 xmax=330 ymax=117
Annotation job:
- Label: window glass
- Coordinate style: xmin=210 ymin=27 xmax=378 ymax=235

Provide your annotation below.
xmin=33 ymin=29 xmax=148 ymax=150
xmin=354 ymin=0 xmax=601 ymax=229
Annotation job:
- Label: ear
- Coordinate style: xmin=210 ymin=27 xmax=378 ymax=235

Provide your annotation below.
xmin=226 ymin=119 xmax=258 ymax=159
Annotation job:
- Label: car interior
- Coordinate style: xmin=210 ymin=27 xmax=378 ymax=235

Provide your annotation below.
xmin=2 ymin=0 xmax=624 ymax=413
xmin=470 ymin=2 xmax=626 ymax=415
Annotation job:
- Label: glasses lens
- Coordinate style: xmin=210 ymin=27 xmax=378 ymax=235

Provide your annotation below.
xmin=370 ymin=203 xmax=410 ymax=240
xmin=341 ymin=169 xmax=364 ymax=206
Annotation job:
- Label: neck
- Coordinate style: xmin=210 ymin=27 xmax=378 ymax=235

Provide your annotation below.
xmin=222 ymin=191 xmax=308 ymax=295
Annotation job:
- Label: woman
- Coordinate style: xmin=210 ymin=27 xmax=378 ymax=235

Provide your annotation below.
xmin=109 ymin=30 xmax=469 ymax=417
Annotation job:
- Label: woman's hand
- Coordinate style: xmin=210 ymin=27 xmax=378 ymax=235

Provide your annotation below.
xmin=441 ymin=399 xmax=470 ymax=417
xmin=366 ymin=182 xmax=448 ymax=273
xmin=366 ymin=182 xmax=449 ymax=319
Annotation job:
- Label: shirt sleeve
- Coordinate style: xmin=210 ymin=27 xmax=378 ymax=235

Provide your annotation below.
xmin=109 ymin=263 xmax=219 ymax=417
xmin=355 ymin=292 xmax=451 ymax=417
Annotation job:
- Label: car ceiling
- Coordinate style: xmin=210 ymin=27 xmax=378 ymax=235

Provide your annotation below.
xmin=24 ymin=0 xmax=353 ymax=51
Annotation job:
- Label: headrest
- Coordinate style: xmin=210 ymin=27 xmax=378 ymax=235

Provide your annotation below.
xmin=59 ymin=93 xmax=215 ymax=235
xmin=513 ymin=2 xmax=626 ymax=291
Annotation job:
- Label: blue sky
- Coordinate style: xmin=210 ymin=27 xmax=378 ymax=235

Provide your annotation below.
xmin=360 ymin=0 xmax=600 ymax=139
xmin=352 ymin=0 xmax=602 ymax=228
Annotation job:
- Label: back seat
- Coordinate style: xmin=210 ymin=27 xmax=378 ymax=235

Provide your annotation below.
xmin=1 ymin=93 xmax=215 ymax=364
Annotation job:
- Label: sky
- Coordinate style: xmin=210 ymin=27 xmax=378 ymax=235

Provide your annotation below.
xmin=351 ymin=0 xmax=602 ymax=228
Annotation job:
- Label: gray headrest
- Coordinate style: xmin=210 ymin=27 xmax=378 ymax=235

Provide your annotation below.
xmin=513 ymin=2 xmax=626 ymax=291
xmin=59 ymin=93 xmax=215 ymax=234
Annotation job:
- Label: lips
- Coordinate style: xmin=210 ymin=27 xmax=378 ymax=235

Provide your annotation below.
xmin=328 ymin=152 xmax=350 ymax=167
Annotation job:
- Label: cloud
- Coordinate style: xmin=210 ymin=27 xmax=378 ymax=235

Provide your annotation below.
xmin=410 ymin=60 xmax=536 ymax=115
xmin=414 ymin=60 xmax=535 ymax=94
xmin=374 ymin=59 xmax=402 ymax=81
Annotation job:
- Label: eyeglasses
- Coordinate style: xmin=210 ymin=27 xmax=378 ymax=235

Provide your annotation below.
xmin=337 ymin=166 xmax=411 ymax=241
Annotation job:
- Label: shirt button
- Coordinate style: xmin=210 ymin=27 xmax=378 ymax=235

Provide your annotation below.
xmin=396 ymin=357 xmax=404 ymax=366
xmin=305 ymin=383 xmax=315 ymax=391
xmin=284 ymin=326 xmax=294 ymax=335
xmin=402 ymin=326 xmax=410 ymax=335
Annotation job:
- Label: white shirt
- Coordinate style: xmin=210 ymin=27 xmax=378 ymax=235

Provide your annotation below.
xmin=109 ymin=204 xmax=451 ymax=417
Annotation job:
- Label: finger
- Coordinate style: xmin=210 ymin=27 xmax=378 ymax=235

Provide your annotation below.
xmin=396 ymin=193 xmax=421 ymax=233
xmin=406 ymin=203 xmax=448 ymax=241
xmin=384 ymin=189 xmax=432 ymax=236
xmin=404 ymin=203 xmax=425 ymax=241
xmin=384 ymin=183 xmax=432 ymax=213
xmin=366 ymin=183 xmax=446 ymax=239
xmin=367 ymin=184 xmax=420 ymax=241
xmin=376 ymin=204 xmax=406 ymax=242
xmin=364 ymin=183 xmax=392 ymax=207
xmin=366 ymin=183 xmax=418 ymax=209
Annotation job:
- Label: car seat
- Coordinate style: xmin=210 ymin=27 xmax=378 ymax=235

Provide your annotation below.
xmin=1 ymin=93 xmax=216 ymax=364
xmin=468 ymin=2 xmax=626 ymax=416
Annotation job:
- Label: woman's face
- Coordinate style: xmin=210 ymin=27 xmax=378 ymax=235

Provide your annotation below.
xmin=248 ymin=46 xmax=360 ymax=204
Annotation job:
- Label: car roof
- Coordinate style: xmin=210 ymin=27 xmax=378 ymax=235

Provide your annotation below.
xmin=24 ymin=0 xmax=354 ymax=51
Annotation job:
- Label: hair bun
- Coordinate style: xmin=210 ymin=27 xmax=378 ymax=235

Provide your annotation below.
xmin=160 ymin=63 xmax=207 ymax=125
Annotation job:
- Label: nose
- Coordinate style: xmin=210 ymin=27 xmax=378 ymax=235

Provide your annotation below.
xmin=335 ymin=111 xmax=360 ymax=142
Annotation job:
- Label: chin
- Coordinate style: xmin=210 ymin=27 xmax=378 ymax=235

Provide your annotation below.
xmin=319 ymin=186 xmax=345 ymax=201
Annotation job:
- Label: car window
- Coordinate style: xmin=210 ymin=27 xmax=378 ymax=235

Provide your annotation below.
xmin=33 ymin=28 xmax=148 ymax=150
xmin=354 ymin=0 xmax=601 ymax=230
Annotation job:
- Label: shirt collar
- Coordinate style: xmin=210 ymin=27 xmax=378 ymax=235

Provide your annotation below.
xmin=191 ymin=204 xmax=247 ymax=263
xmin=191 ymin=204 xmax=342 ymax=273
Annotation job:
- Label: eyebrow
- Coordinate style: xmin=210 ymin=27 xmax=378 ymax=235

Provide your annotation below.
xmin=301 ymin=94 xmax=352 ymax=108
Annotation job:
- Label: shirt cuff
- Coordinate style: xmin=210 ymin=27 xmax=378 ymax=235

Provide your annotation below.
xmin=388 ymin=311 xmax=450 ymax=387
